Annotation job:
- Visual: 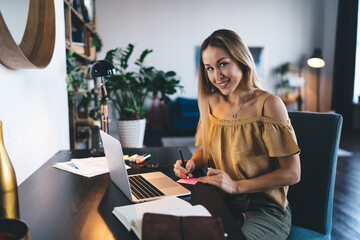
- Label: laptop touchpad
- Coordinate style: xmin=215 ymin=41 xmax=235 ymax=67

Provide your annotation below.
xmin=150 ymin=177 xmax=179 ymax=188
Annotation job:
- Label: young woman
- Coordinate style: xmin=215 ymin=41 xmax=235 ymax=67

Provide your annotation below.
xmin=174 ymin=29 xmax=301 ymax=240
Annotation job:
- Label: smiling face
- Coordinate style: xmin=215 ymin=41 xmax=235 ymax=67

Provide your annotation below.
xmin=202 ymin=46 xmax=243 ymax=96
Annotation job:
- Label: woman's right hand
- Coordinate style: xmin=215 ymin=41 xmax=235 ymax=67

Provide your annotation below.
xmin=174 ymin=159 xmax=195 ymax=179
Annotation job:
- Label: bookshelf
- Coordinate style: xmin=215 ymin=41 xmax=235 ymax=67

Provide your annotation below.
xmin=64 ymin=0 xmax=99 ymax=149
xmin=64 ymin=0 xmax=96 ymax=62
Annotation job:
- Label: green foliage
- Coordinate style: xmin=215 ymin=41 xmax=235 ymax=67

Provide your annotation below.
xmin=66 ymin=50 xmax=87 ymax=100
xmin=77 ymin=88 xmax=100 ymax=120
xmin=90 ymin=32 xmax=103 ymax=52
xmin=104 ymin=44 xmax=184 ymax=120
xmin=66 ymin=51 xmax=101 ymax=120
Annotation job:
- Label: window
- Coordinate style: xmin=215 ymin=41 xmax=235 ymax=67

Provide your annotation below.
xmin=353 ymin=1 xmax=360 ymax=103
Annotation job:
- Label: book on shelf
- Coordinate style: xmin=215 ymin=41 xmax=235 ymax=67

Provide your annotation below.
xmin=70 ymin=42 xmax=85 ymax=55
xmin=112 ymin=196 xmax=211 ymax=239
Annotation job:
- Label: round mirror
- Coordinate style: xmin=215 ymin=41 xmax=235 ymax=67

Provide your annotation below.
xmin=0 ymin=0 xmax=55 ymax=70
xmin=0 ymin=0 xmax=30 ymax=45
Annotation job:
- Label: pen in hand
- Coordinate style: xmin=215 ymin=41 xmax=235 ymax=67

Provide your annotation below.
xmin=179 ymin=149 xmax=189 ymax=179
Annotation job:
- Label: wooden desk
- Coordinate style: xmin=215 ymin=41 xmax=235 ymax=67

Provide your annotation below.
xmin=18 ymin=147 xmax=244 ymax=240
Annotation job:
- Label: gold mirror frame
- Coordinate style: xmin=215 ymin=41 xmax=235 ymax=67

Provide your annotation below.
xmin=0 ymin=0 xmax=55 ymax=70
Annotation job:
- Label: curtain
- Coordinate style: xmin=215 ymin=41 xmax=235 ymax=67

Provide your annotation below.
xmin=332 ymin=0 xmax=359 ymax=131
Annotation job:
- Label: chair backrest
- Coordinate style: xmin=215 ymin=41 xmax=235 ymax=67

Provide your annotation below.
xmin=287 ymin=111 xmax=342 ymax=235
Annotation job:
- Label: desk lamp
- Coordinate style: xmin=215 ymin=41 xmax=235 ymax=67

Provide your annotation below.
xmin=89 ymin=60 xmax=116 ymax=133
xmin=307 ymin=48 xmax=325 ymax=112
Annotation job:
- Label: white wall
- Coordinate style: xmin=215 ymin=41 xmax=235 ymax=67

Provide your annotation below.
xmin=321 ymin=0 xmax=339 ymax=112
xmin=96 ymin=0 xmax=337 ymax=111
xmin=0 ymin=0 xmax=69 ymax=184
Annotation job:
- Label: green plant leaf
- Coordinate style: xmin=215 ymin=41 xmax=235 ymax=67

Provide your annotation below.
xmin=90 ymin=32 xmax=103 ymax=52
xmin=166 ymin=71 xmax=176 ymax=77
xmin=135 ymin=49 xmax=153 ymax=66
xmin=104 ymin=44 xmax=184 ymax=120
xmin=121 ymin=44 xmax=134 ymax=70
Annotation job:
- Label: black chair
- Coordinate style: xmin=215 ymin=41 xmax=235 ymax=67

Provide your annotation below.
xmin=287 ymin=111 xmax=343 ymax=240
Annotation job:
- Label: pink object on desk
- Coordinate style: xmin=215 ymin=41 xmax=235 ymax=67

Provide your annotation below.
xmin=177 ymin=178 xmax=199 ymax=185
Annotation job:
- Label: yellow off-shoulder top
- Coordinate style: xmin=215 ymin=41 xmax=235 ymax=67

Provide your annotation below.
xmin=196 ymin=93 xmax=300 ymax=210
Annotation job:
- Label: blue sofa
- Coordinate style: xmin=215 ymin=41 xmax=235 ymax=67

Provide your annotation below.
xmin=170 ymin=97 xmax=199 ymax=132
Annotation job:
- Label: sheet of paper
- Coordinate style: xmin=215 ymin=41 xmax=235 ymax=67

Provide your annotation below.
xmin=177 ymin=177 xmax=199 ymax=185
xmin=72 ymin=157 xmax=109 ymax=175
xmin=53 ymin=161 xmax=95 ymax=177
xmin=113 ymin=196 xmax=191 ymax=232
xmin=53 ymin=156 xmax=130 ymax=177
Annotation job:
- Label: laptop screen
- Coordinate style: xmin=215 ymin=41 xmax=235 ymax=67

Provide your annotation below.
xmin=100 ymin=130 xmax=133 ymax=201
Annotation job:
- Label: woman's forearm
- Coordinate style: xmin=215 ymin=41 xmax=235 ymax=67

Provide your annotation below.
xmin=236 ymin=167 xmax=300 ymax=194
xmin=236 ymin=154 xmax=300 ymax=193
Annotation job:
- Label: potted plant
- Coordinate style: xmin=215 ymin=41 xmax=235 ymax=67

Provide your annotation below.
xmin=104 ymin=44 xmax=183 ymax=147
xmin=66 ymin=50 xmax=87 ymax=99
xmin=66 ymin=50 xmax=100 ymax=120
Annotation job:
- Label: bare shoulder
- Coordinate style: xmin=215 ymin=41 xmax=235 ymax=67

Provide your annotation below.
xmin=263 ymin=94 xmax=289 ymax=120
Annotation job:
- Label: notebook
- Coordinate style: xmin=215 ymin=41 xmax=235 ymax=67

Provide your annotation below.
xmin=100 ymin=130 xmax=190 ymax=203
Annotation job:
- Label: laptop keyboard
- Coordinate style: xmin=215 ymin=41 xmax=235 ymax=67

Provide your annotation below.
xmin=129 ymin=175 xmax=165 ymax=200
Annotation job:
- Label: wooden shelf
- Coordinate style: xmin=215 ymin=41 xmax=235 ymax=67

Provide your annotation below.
xmin=64 ymin=0 xmax=96 ymax=62
xmin=65 ymin=0 xmax=98 ymax=149
xmin=70 ymin=6 xmax=96 ymax=34
xmin=64 ymin=0 xmax=95 ymax=33
xmin=66 ymin=46 xmax=95 ymax=62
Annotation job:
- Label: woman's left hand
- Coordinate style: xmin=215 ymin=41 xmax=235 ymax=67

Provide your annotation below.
xmin=199 ymin=168 xmax=240 ymax=194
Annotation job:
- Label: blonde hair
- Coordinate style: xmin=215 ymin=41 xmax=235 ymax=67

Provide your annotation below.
xmin=196 ymin=29 xmax=262 ymax=161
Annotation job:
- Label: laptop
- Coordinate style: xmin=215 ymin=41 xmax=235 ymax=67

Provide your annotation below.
xmin=100 ymin=130 xmax=190 ymax=203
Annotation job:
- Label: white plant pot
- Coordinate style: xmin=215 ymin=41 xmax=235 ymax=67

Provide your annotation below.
xmin=116 ymin=119 xmax=146 ymax=148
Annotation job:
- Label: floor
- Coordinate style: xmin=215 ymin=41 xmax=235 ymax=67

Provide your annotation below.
xmin=144 ymin=125 xmax=360 ymax=239
xmin=332 ymin=131 xmax=360 ymax=240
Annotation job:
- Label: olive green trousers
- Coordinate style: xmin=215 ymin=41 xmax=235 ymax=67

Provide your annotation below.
xmin=231 ymin=194 xmax=291 ymax=240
